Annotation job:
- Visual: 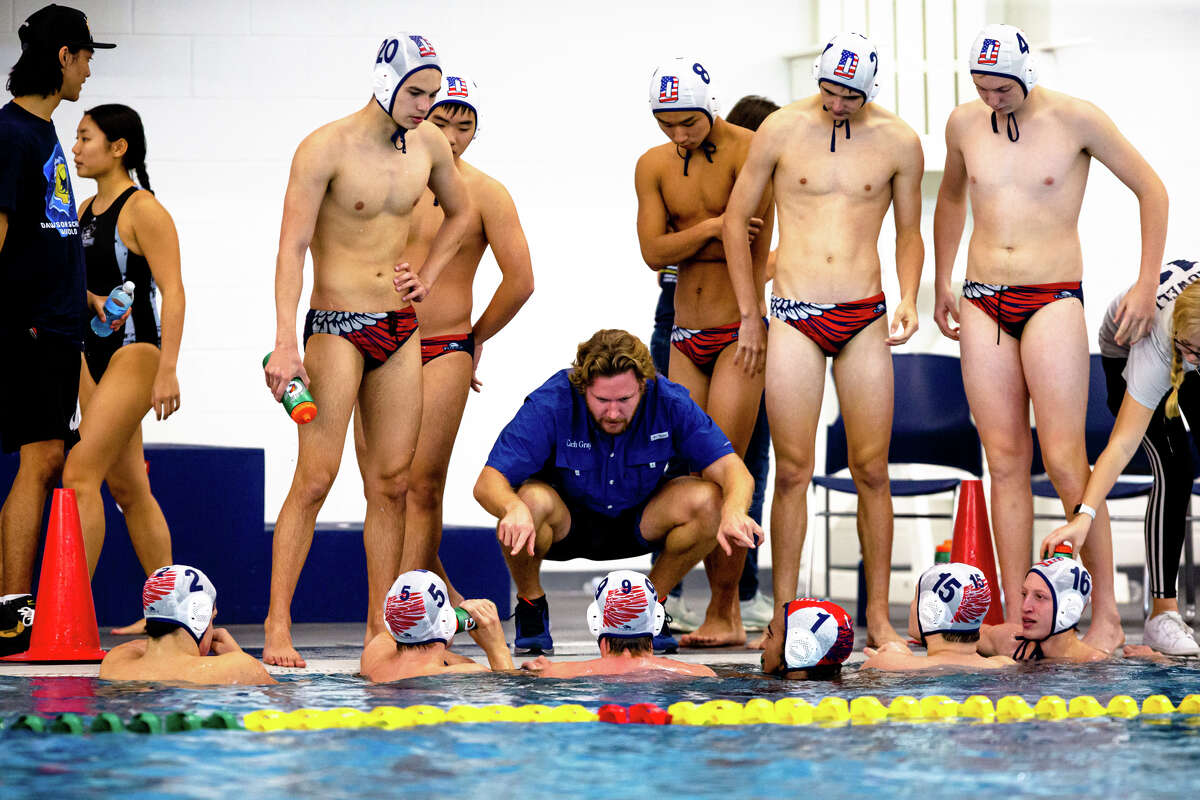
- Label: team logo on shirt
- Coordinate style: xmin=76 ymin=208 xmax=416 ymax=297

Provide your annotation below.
xmin=41 ymin=143 xmax=78 ymax=238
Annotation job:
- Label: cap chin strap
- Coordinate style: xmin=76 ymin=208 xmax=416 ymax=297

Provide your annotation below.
xmin=991 ymin=110 xmax=1020 ymax=142
xmin=821 ymin=105 xmax=860 ymax=153
xmin=391 ymin=127 xmax=407 ymax=153
xmin=677 ymin=139 xmax=716 ymax=176
xmin=1013 ymin=624 xmax=1076 ymax=661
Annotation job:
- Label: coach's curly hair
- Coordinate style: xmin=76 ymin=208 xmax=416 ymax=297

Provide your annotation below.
xmin=1166 ymin=282 xmax=1200 ymax=417
xmin=568 ymin=329 xmax=657 ymax=394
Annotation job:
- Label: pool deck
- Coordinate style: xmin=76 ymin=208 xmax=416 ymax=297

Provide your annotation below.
xmin=0 ymin=573 xmax=1172 ymax=677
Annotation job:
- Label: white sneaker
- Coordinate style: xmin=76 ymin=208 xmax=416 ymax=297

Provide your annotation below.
xmin=739 ymin=591 xmax=775 ymax=632
xmin=1143 ymin=611 xmax=1200 ymax=656
xmin=663 ymin=594 xmax=703 ymax=633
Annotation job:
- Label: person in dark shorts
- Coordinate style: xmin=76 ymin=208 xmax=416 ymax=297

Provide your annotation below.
xmin=0 ymin=5 xmax=114 ymax=656
xmin=652 ymin=95 xmax=780 ymax=636
xmin=59 ymin=104 xmax=185 ymax=637
xmin=473 ymin=329 xmax=762 ymax=655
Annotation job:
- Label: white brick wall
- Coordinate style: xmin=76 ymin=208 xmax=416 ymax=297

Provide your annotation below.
xmin=5 ymin=1 xmax=1198 ymax=589
xmin=132 ymin=0 xmax=250 ymax=36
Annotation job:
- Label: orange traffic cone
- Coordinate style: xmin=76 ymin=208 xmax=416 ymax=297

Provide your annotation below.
xmin=0 ymin=489 xmax=106 ymax=663
xmin=949 ymin=479 xmax=1005 ymax=625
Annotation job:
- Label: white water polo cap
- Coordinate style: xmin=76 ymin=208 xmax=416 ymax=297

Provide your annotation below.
xmin=372 ymin=33 xmax=442 ymax=116
xmin=782 ymin=599 xmax=855 ymax=669
xmin=429 ymin=72 xmax=482 ymax=135
xmin=142 ymin=565 xmax=216 ymax=644
xmin=1028 ymin=557 xmax=1091 ymax=635
xmin=970 ymin=24 xmax=1037 ymax=95
xmin=384 ymin=570 xmax=456 ymax=646
xmin=812 ymin=32 xmax=880 ymax=103
xmin=916 ymin=562 xmax=992 ymax=637
xmin=587 ymin=570 xmax=665 ymax=639
xmin=649 ymin=58 xmax=719 ymax=123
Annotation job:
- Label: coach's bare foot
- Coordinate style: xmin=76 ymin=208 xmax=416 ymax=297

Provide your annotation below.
xmin=680 ymin=619 xmax=746 ymax=648
xmin=1082 ymin=615 xmax=1125 ymax=655
xmin=263 ymin=620 xmax=306 ymax=668
xmin=747 ymin=630 xmax=767 ymax=650
xmin=865 ymin=621 xmax=905 ymax=649
xmin=110 ymin=618 xmax=146 ymax=635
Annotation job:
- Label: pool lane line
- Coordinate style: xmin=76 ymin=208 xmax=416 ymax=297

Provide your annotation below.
xmin=4 ymin=695 xmax=1198 ymax=733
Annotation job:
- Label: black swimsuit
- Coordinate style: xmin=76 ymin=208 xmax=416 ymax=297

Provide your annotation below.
xmin=81 ymin=186 xmax=161 ymax=381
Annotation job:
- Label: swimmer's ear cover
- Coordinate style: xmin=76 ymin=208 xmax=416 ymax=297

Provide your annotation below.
xmin=915 ymin=563 xmax=990 ymax=637
xmin=1028 ymin=557 xmax=1091 ymax=635
xmin=968 ymin=23 xmax=1038 ymax=96
xmin=648 ymin=57 xmax=720 ymax=124
xmin=782 ymin=598 xmax=854 ymax=669
xmin=384 ymin=569 xmax=456 ymax=646
xmin=812 ymin=32 xmax=881 ymax=104
xmin=588 ymin=570 xmax=664 ymax=639
xmin=372 ymin=33 xmax=442 ymax=116
xmin=142 ymin=565 xmax=217 ymax=644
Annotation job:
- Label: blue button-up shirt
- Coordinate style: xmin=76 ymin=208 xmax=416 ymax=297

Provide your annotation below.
xmin=486 ymin=370 xmax=733 ymax=516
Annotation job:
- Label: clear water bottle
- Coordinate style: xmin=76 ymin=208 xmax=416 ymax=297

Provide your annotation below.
xmin=90 ymin=281 xmax=135 ymax=337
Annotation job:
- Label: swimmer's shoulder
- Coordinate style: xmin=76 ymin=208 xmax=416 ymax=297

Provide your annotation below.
xmin=984 ymin=654 xmax=1017 ymax=668
xmin=636 ymin=142 xmax=678 ymax=175
xmin=659 ymin=657 xmax=715 ymax=677
xmin=869 ymin=105 xmax=921 ymax=148
xmin=944 ymin=101 xmax=989 ymax=139
xmin=457 ymin=160 xmax=512 ymax=205
xmin=98 ymin=639 xmax=147 ymax=677
xmin=292 ymin=114 xmax=361 ymax=168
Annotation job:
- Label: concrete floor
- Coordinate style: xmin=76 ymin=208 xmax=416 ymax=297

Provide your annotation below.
xmin=0 ymin=568 xmax=1175 ymax=677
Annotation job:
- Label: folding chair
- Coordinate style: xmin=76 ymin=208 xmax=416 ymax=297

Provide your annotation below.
xmin=813 ymin=353 xmax=983 ymax=603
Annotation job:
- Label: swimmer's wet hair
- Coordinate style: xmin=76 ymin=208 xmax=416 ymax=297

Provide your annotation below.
xmin=569 ymin=329 xmax=657 ymax=394
xmin=601 ymin=635 xmax=653 ymax=656
xmin=145 ymin=619 xmax=183 ymax=639
xmin=1167 ymin=282 xmax=1200 ymax=418
xmin=726 ymin=95 xmax=780 ymax=133
xmin=394 ymin=641 xmax=441 ymax=653
xmin=940 ymin=630 xmax=981 ymax=644
xmin=782 ymin=663 xmax=841 ymax=681
xmin=6 ymin=41 xmax=88 ymax=98
xmin=430 ymin=101 xmax=477 ymax=123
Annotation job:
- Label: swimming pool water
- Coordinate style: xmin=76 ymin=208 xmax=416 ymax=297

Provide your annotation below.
xmin=2 ymin=661 xmax=1198 ymax=799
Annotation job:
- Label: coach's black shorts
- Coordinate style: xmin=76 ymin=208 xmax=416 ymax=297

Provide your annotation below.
xmin=0 ymin=328 xmax=80 ymax=453
xmin=543 ymin=497 xmax=664 ymax=561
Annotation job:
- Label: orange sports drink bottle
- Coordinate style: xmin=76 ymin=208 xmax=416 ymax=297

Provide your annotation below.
xmin=263 ymin=353 xmax=317 ymax=424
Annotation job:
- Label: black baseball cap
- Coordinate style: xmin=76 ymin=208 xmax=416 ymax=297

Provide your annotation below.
xmin=18 ymin=4 xmax=116 ymax=51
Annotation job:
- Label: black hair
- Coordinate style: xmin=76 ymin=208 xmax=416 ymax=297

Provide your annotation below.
xmin=394 ymin=640 xmax=441 ymax=653
xmin=6 ymin=42 xmax=85 ymax=98
xmin=85 ymin=103 xmax=152 ymax=191
xmin=145 ymin=619 xmax=181 ymax=639
xmin=941 ymin=630 xmax=981 ymax=644
xmin=430 ymin=101 xmax=476 ymax=123
xmin=782 ymin=663 xmax=842 ymax=681
xmin=601 ymin=635 xmax=652 ymax=656
xmin=726 ymin=95 xmax=780 ymax=133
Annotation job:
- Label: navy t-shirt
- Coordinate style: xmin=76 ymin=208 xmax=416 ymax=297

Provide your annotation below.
xmin=486 ymin=370 xmax=734 ymax=516
xmin=0 ymin=101 xmax=86 ymax=341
